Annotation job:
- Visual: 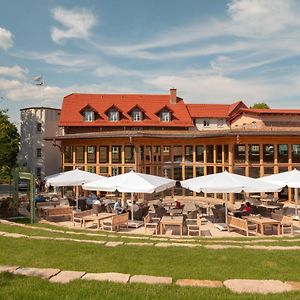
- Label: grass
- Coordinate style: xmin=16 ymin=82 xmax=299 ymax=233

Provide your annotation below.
xmin=1 ymin=273 xmax=300 ymax=300
xmin=2 ymin=220 xmax=300 ymax=298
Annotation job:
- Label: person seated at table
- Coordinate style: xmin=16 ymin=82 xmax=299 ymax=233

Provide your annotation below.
xmin=157 ymin=198 xmax=164 ymax=208
xmin=122 ymin=199 xmax=128 ymax=211
xmin=234 ymin=202 xmax=251 ymax=218
xmin=34 ymin=193 xmax=46 ymax=203
xmin=174 ymin=199 xmax=182 ymax=209
xmin=114 ymin=199 xmax=124 ymax=214
xmin=104 ymin=197 xmax=111 ymax=206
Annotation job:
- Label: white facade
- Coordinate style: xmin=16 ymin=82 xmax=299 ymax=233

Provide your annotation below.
xmin=191 ymin=118 xmax=230 ymax=130
xmin=19 ymin=107 xmax=61 ymax=178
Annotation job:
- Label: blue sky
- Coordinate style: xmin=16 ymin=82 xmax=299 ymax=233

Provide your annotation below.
xmin=1 ymin=0 xmax=300 ymax=124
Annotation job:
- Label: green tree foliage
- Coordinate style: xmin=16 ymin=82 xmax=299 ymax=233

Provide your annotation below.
xmin=0 ymin=109 xmax=19 ymax=179
xmin=249 ymin=102 xmax=270 ymax=109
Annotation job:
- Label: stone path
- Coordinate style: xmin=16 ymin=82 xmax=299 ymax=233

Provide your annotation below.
xmin=0 ymin=264 xmax=300 ymax=294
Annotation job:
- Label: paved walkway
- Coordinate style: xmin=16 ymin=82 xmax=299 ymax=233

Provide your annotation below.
xmin=0 ymin=264 xmax=299 ymax=294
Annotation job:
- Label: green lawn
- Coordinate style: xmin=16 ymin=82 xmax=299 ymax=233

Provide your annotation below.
xmin=1 ymin=220 xmax=300 ymax=299
xmin=1 ymin=273 xmax=300 ymax=300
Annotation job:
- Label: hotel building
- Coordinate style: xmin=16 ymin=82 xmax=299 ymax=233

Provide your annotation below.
xmin=53 ymin=89 xmax=300 ymax=201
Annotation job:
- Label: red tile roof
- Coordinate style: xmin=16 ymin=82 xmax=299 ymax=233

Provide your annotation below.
xmin=186 ymin=101 xmax=247 ymax=118
xmin=59 ymin=93 xmax=194 ymax=127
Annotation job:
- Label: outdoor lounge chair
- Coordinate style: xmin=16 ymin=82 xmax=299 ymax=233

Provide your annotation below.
xmin=153 ymin=204 xmax=167 ymax=218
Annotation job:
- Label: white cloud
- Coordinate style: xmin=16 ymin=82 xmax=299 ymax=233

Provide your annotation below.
xmin=0 ymin=27 xmax=13 ymax=50
xmin=144 ymin=72 xmax=300 ymax=107
xmin=0 ymin=65 xmax=28 ymax=79
xmin=228 ymin=0 xmax=300 ymax=36
xmin=94 ymin=64 xmax=141 ymax=77
xmin=51 ymin=7 xmax=97 ymax=43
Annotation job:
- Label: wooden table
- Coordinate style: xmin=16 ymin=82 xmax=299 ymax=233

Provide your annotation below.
xmin=167 ymin=208 xmax=183 ymax=216
xmin=260 ymin=198 xmax=274 ymax=205
xmin=258 ymin=204 xmax=280 ymax=212
xmin=160 ymin=216 xmax=183 ymax=237
xmin=246 ymin=216 xmax=281 ymax=235
xmin=82 ymin=213 xmax=117 ymax=228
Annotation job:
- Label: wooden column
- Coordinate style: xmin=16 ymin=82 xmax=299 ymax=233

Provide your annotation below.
xmin=228 ymin=143 xmax=234 ymax=204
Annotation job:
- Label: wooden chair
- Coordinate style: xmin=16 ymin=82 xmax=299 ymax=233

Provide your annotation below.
xmin=281 ymin=215 xmax=294 ymax=235
xmin=102 ymin=212 xmax=129 ymax=232
xmin=72 ymin=209 xmax=93 ymax=227
xmin=186 ymin=214 xmax=201 ymax=236
xmin=144 ymin=214 xmax=160 ymax=235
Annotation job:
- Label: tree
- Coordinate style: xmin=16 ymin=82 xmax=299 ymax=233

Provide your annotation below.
xmin=249 ymin=102 xmax=270 ymax=109
xmin=0 ymin=109 xmax=19 ymax=180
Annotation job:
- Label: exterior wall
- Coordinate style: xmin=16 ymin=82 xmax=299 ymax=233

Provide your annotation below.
xmin=19 ymin=108 xmax=61 ymax=178
xmin=60 ymin=135 xmax=300 ymax=201
xmin=231 ymin=114 xmax=300 ymax=130
xmin=192 ymin=118 xmax=229 ymax=131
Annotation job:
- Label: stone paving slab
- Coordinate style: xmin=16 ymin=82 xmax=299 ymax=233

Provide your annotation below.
xmin=105 ymin=241 xmax=124 ymax=247
xmin=14 ymin=267 xmax=60 ymax=279
xmin=125 ymin=242 xmax=154 ymax=247
xmin=176 ymin=279 xmax=223 ymax=288
xmin=155 ymin=242 xmax=172 ymax=248
xmin=171 ymin=243 xmax=198 ymax=248
xmin=205 ymin=245 xmax=243 ymax=249
xmin=224 ymin=279 xmax=294 ymax=294
xmin=130 ymin=275 xmax=172 ymax=285
xmin=49 ymin=271 xmax=86 ymax=283
xmin=0 ymin=265 xmax=19 ymax=273
xmin=286 ymin=281 xmax=300 ymax=290
xmin=3 ymin=232 xmax=28 ymax=238
xmin=82 ymin=272 xmax=130 ymax=283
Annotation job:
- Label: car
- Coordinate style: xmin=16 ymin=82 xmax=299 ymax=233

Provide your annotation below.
xmin=18 ymin=179 xmax=28 ymax=191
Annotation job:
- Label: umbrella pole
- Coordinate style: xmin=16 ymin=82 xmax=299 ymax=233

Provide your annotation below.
xmin=295 ymin=188 xmax=298 ymax=216
xmin=225 ymin=193 xmax=228 ymax=226
xmin=76 ymin=186 xmax=79 ymax=211
xmin=131 ymin=192 xmax=134 ymax=222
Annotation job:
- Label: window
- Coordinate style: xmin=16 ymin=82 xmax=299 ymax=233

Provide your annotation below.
xmin=292 ymin=144 xmax=300 ymax=163
xmin=36 ymin=148 xmax=42 ymax=158
xmin=109 ymin=109 xmax=119 ymax=122
xmin=64 ymin=146 xmax=73 ymax=163
xmin=111 ymin=146 xmax=121 ymax=163
xmin=185 ymin=146 xmax=193 ymax=163
xmin=125 ymin=145 xmax=135 ymax=163
xmin=278 ymin=144 xmax=288 ymax=163
xmin=36 ymin=167 xmax=42 ymax=177
xmin=87 ymin=146 xmax=96 ymax=163
xmin=263 ymin=144 xmax=274 ymax=163
xmin=203 ymin=120 xmax=210 ymax=127
xmin=36 ymin=122 xmax=42 ymax=132
xmin=99 ymin=146 xmax=108 ymax=163
xmin=248 ymin=144 xmax=260 ymax=163
xmin=206 ymin=145 xmax=214 ymax=163
xmin=216 ymin=145 xmax=222 ymax=163
xmin=75 ymin=146 xmax=84 ymax=163
xmin=235 ymin=144 xmax=245 ymax=163
xmin=132 ymin=109 xmax=142 ymax=121
xmin=196 ymin=145 xmax=204 ymax=162
xmin=217 ymin=119 xmax=224 ymax=127
xmin=160 ymin=110 xmax=171 ymax=122
xmin=84 ymin=111 xmax=94 ymax=122
xmin=163 ymin=146 xmax=171 ymax=163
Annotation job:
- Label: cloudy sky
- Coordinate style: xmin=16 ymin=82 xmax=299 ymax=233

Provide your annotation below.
xmin=1 ymin=0 xmax=300 ymax=124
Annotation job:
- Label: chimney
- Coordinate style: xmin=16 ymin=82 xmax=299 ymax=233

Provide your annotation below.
xmin=170 ymin=88 xmax=177 ymax=104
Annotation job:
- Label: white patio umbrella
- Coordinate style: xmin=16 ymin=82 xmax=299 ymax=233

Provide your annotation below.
xmin=181 ymin=171 xmax=282 ymax=225
xmin=82 ymin=170 xmax=176 ymax=222
xmin=45 ymin=168 xmax=106 ymax=210
xmin=259 ymin=169 xmax=300 ymax=215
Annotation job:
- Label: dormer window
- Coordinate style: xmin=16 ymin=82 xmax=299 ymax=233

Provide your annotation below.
xmin=109 ymin=108 xmax=119 ymax=122
xmin=160 ymin=110 xmax=171 ymax=122
xmin=132 ymin=109 xmax=142 ymax=122
xmin=203 ymin=120 xmax=210 ymax=127
xmin=84 ymin=110 xmax=94 ymax=122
